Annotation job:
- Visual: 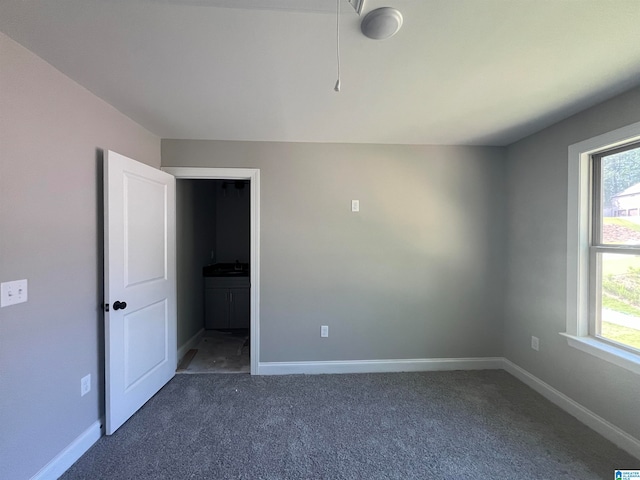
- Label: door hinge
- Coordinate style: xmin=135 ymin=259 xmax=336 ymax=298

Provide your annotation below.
xmin=104 ymin=303 xmax=109 ymax=312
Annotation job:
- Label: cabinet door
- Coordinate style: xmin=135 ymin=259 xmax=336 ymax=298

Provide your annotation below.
xmin=205 ymin=289 xmax=230 ymax=329
xmin=229 ymin=288 xmax=250 ymax=329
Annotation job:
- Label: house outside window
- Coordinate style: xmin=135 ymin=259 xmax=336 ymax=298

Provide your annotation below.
xmin=565 ymin=122 xmax=640 ymax=374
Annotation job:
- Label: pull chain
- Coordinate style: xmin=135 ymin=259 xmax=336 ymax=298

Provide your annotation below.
xmin=334 ymin=0 xmax=341 ymax=92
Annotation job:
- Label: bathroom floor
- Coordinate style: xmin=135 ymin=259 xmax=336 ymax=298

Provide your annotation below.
xmin=177 ymin=329 xmax=250 ymax=374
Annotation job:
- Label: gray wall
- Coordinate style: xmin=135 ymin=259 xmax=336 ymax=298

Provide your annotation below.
xmin=162 ymin=141 xmax=507 ymax=362
xmin=0 ymin=32 xmax=160 ymax=479
xmin=504 ymin=85 xmax=640 ymax=441
xmin=176 ymin=180 xmax=217 ymax=346
xmin=215 ymin=181 xmax=250 ymax=264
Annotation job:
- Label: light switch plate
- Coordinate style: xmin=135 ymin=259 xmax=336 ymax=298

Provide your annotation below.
xmin=531 ymin=336 xmax=539 ymax=351
xmin=1 ymin=279 xmax=28 ymax=307
xmin=81 ymin=374 xmax=91 ymax=396
xmin=321 ymin=325 xmax=329 ymax=337
xmin=351 ymin=200 xmax=360 ymax=212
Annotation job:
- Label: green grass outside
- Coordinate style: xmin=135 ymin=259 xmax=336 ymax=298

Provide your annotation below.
xmin=601 ymin=321 xmax=640 ymax=351
xmin=602 ymin=294 xmax=640 ymax=317
xmin=589 ymin=217 xmax=640 ymax=350
xmin=603 ymin=216 xmax=640 ymax=233
xmin=601 ymin=253 xmax=640 ymax=276
xmin=600 ymin=217 xmax=640 ymax=275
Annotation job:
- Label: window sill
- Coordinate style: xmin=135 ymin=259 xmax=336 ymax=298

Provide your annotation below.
xmin=560 ymin=333 xmax=640 ymax=375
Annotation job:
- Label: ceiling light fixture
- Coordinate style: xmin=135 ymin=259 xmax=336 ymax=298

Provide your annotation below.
xmin=361 ymin=7 xmax=403 ymax=40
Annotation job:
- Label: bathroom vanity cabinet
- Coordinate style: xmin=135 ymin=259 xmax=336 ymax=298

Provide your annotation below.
xmin=204 ymin=277 xmax=250 ymax=329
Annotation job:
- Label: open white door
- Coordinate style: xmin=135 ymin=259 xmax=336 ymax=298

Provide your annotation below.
xmin=104 ymin=150 xmax=176 ymax=435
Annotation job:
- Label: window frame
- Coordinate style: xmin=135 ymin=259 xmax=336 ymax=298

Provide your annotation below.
xmin=564 ymin=121 xmax=640 ymax=375
xmin=589 ymin=141 xmax=640 ymax=354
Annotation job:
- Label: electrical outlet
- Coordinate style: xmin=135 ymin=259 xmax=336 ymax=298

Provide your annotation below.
xmin=351 ymin=200 xmax=360 ymax=212
xmin=531 ymin=336 xmax=539 ymax=351
xmin=1 ymin=279 xmax=28 ymax=307
xmin=321 ymin=325 xmax=329 ymax=337
xmin=81 ymin=374 xmax=91 ymax=396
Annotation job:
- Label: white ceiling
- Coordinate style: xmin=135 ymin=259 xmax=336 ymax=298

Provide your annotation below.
xmin=2 ymin=0 xmax=640 ymax=146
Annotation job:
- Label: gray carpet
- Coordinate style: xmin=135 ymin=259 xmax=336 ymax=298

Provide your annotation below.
xmin=61 ymin=371 xmax=637 ymax=479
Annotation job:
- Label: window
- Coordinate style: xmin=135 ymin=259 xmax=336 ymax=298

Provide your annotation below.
xmin=565 ymin=121 xmax=640 ymax=374
xmin=591 ymin=142 xmax=640 ymax=353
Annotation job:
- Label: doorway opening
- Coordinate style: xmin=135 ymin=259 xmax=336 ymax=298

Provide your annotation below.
xmin=163 ymin=167 xmax=260 ymax=375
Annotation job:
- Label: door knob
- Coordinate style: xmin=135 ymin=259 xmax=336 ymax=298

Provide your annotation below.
xmin=113 ymin=301 xmax=127 ymax=311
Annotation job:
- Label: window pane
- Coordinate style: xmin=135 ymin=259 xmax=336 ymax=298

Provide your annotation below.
xmin=600 ymin=253 xmax=640 ymax=351
xmin=601 ymin=145 xmax=640 ymax=244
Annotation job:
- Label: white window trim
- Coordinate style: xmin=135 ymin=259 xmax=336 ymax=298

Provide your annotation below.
xmin=564 ymin=120 xmax=640 ymax=375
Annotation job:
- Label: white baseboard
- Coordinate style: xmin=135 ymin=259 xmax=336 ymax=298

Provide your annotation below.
xmin=177 ymin=328 xmax=204 ymax=364
xmin=502 ymin=358 xmax=640 ymax=460
xmin=31 ymin=419 xmax=103 ymax=480
xmin=258 ymin=357 xmax=504 ymax=375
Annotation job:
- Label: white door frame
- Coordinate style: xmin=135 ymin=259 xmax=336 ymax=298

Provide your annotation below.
xmin=162 ymin=167 xmax=260 ymax=375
